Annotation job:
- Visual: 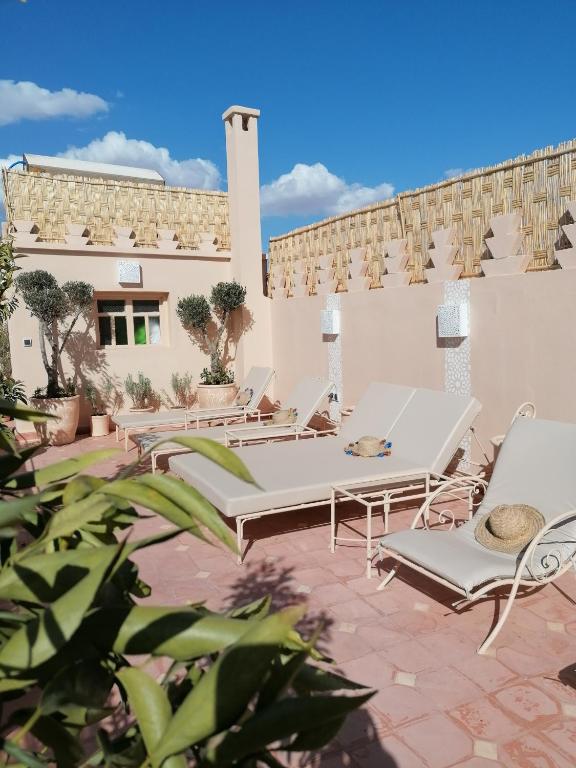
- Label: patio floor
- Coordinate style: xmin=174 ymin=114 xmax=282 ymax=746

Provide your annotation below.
xmin=27 ymin=431 xmax=576 ymax=768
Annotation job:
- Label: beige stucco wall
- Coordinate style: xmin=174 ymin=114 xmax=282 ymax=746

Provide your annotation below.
xmin=9 ymin=249 xmax=234 ymax=428
xmin=469 ymin=269 xmax=576 ymax=451
xmin=270 ymin=270 xmax=576 ymax=459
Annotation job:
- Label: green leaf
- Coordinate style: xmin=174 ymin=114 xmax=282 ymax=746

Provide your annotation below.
xmin=62 ymin=475 xmax=106 ymax=505
xmin=0 ymin=399 xmax=56 ymax=422
xmin=98 ymin=478 xmax=207 ymax=543
xmin=0 ymin=544 xmax=119 ymax=672
xmin=135 ymin=474 xmax=236 ymax=551
xmin=153 ymin=607 xmax=304 ymax=764
xmin=207 ymin=687 xmax=375 ymax=765
xmin=0 ymin=494 xmax=41 ymax=530
xmin=110 ymin=606 xmax=259 ymax=660
xmin=0 ymin=446 xmax=41 ymax=485
xmin=0 ymin=531 xmax=181 ymax=602
xmin=41 ymin=495 xmax=114 ymax=544
xmin=143 ymin=436 xmax=258 ymax=486
xmin=5 ymin=449 xmax=120 ymax=491
xmin=117 ymin=668 xmax=186 ymax=768
xmin=226 ymin=595 xmax=271 ymax=620
xmin=1 ymin=739 xmax=48 ymax=768
xmin=31 ymin=714 xmax=85 ymax=768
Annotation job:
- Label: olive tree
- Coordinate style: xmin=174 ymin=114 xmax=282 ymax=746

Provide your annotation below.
xmin=177 ymin=280 xmax=246 ymax=384
xmin=16 ymin=269 xmax=93 ymax=397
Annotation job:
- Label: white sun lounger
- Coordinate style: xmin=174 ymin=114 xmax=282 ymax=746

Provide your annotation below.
xmin=113 ymin=366 xmax=274 ymax=450
xmin=169 ymin=382 xmax=481 ymax=563
xmin=377 ymin=416 xmax=576 ymax=654
xmin=132 ymin=377 xmax=334 ymax=473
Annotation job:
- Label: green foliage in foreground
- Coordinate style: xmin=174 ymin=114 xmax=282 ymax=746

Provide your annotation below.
xmin=0 ymin=400 xmax=373 ymax=766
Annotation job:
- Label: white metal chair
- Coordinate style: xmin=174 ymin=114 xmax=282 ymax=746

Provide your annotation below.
xmin=377 ymin=415 xmax=576 ymax=654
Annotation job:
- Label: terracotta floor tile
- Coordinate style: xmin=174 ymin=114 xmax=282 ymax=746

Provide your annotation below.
xmin=450 ymin=697 xmax=521 ymax=741
xmin=371 ymin=684 xmax=438 ymax=727
xmin=502 ymin=732 xmax=575 ymax=768
xmin=415 ymin=666 xmax=483 ymax=709
xmin=351 ymin=735 xmax=424 ymax=767
xmin=340 ymin=654 xmax=395 ymax=691
xmin=354 ymin=621 xmax=410 ymax=652
xmin=329 ymin=598 xmax=380 ymax=621
xmin=28 ymin=438 xmax=576 ymax=766
xmin=378 ymin=638 xmax=440 ymax=673
xmin=497 ymin=645 xmax=559 ymax=677
xmin=454 ymin=653 xmax=517 ymax=693
xmin=292 ymin=566 xmax=336 ymax=587
xmin=399 ymin=714 xmax=473 ymax=768
xmin=311 ymin=583 xmax=359 ymax=606
xmin=334 ymin=707 xmax=389 ymax=750
xmin=541 ymin=719 xmax=576 ymax=759
xmin=494 ymin=682 xmax=560 ymax=724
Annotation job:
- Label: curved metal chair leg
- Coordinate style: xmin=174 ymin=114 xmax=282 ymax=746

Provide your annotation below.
xmin=477 ymin=582 xmax=520 ymax=654
xmin=377 ymin=566 xmax=397 ymax=591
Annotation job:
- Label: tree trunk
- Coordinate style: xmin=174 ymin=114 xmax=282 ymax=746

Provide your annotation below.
xmin=38 ymin=320 xmax=60 ymax=396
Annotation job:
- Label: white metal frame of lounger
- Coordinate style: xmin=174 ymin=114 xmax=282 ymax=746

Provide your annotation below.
xmin=119 ymin=407 xmax=262 ymax=452
xmin=330 ymin=472 xmax=476 ymax=578
xmin=146 ymin=424 xmax=337 ymax=474
xmin=232 ymin=467 xmax=474 ymax=568
xmin=376 ymin=475 xmax=576 ymax=654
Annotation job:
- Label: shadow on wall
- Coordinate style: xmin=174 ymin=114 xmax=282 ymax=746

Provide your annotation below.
xmin=61 ymin=318 xmax=124 ymax=421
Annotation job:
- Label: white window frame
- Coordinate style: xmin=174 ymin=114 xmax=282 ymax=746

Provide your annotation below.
xmin=96 ymin=294 xmax=166 ymax=348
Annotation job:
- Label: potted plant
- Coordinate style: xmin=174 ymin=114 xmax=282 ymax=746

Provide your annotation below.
xmin=160 ymin=371 xmax=194 ymax=409
xmin=15 ymin=269 xmax=93 ymax=445
xmin=85 ymin=381 xmax=111 ymax=437
xmin=176 ymin=280 xmax=246 ymax=408
xmin=125 ymin=371 xmax=154 ymax=412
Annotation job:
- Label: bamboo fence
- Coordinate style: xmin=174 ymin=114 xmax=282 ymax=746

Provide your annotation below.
xmin=1 ymin=169 xmax=231 ymax=250
xmin=268 ymin=139 xmax=576 ymax=295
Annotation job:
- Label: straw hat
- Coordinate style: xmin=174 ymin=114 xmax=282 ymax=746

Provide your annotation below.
xmin=474 ymin=504 xmax=544 ymax=553
xmin=272 ymin=407 xmax=298 ymax=425
xmin=346 ymin=435 xmax=388 ymax=457
xmin=235 ymin=387 xmax=253 ymax=407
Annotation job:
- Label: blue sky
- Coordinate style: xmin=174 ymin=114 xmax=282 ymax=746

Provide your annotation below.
xmin=1 ymin=0 xmax=575 ymax=248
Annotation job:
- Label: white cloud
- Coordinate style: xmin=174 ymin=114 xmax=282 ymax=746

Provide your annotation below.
xmin=444 ymin=168 xmax=466 ymax=179
xmin=61 ymin=131 xmax=221 ymax=189
xmin=0 ymin=80 xmax=109 ymax=126
xmin=260 ymin=162 xmax=394 ymax=217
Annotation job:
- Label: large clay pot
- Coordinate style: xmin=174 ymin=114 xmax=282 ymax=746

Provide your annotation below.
xmin=31 ymin=395 xmax=80 ymax=446
xmin=196 ymin=383 xmax=238 ymax=409
xmin=90 ymin=414 xmax=110 ymax=437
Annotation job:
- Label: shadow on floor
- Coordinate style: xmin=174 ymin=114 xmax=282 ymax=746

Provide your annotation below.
xmin=223 ymin=558 xmax=335 ymax=653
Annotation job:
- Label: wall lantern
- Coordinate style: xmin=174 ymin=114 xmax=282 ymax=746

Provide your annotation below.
xmin=117 ymin=260 xmax=141 ymax=285
xmin=437 ymin=303 xmax=469 ymax=338
xmin=320 ymin=309 xmax=340 ymax=336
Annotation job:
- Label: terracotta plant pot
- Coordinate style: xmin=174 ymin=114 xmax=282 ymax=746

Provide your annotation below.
xmin=196 ymin=383 xmax=238 ymax=409
xmin=30 ymin=395 xmax=80 ymax=446
xmin=91 ymin=414 xmax=110 ymax=437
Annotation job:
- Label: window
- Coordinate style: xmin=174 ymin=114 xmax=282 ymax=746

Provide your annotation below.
xmin=96 ymin=296 xmax=163 ymax=347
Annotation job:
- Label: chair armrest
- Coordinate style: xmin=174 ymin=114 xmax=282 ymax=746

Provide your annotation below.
xmin=514 ymin=508 xmax=576 ymax=584
xmin=411 ymin=475 xmax=487 ymax=530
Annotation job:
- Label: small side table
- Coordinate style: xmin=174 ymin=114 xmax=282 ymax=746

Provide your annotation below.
xmin=330 ymin=473 xmax=432 ymax=578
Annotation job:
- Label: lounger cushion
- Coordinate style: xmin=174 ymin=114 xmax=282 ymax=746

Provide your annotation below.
xmin=169 ymin=383 xmax=480 ymax=519
xmin=380 ymin=528 xmax=518 ymax=593
xmin=383 ymin=417 xmax=576 ymax=591
xmin=114 ymin=411 xmax=188 ymax=429
xmin=283 ymin=377 xmax=332 ymax=426
xmin=170 ymin=438 xmax=427 ymax=517
xmin=387 ymin=389 xmax=481 ymax=475
xmin=339 ymin=383 xmax=416 ymax=442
